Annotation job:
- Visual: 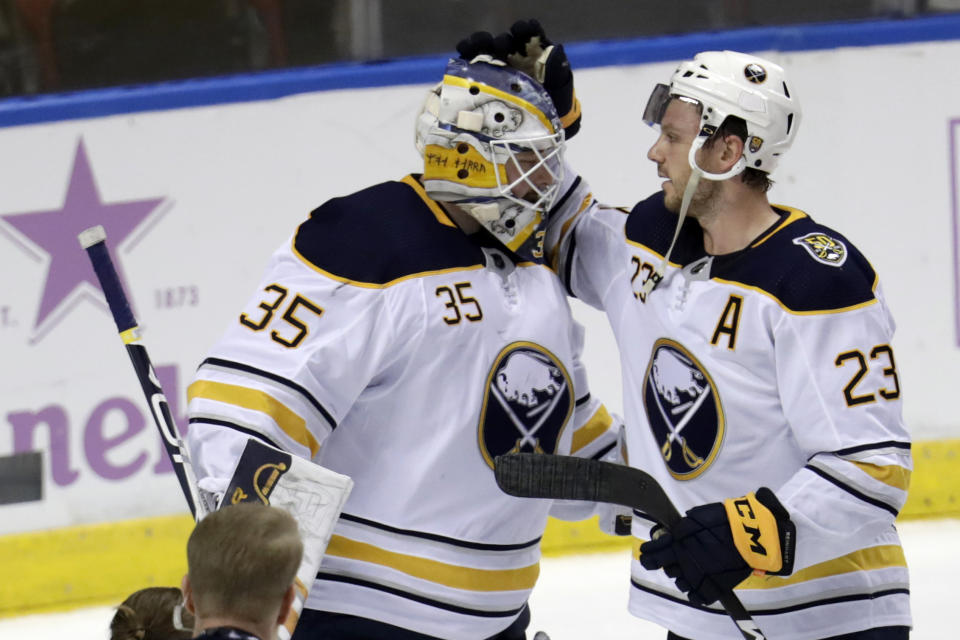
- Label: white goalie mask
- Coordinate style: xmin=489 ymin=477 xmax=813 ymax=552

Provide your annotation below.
xmin=415 ymin=56 xmax=565 ymax=263
xmin=642 ymin=50 xmax=801 ymax=176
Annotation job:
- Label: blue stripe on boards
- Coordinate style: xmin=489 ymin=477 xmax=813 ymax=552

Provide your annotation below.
xmin=1 ymin=13 xmax=958 ymax=128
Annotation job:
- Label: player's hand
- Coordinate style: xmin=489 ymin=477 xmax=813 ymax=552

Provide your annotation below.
xmin=456 ymin=30 xmax=512 ymax=63
xmin=501 ymin=19 xmax=581 ymax=138
xmin=639 ymin=488 xmax=796 ymax=606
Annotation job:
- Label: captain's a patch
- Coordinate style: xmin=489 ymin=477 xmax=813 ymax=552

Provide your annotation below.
xmin=792 ymin=232 xmax=847 ymax=267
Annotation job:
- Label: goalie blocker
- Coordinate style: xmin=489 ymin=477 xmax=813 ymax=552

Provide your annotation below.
xmin=216 ymin=438 xmax=353 ymax=640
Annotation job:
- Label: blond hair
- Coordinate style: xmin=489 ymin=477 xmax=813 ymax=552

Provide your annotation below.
xmin=186 ymin=503 xmax=303 ymax=623
xmin=109 ymin=586 xmax=194 ymax=640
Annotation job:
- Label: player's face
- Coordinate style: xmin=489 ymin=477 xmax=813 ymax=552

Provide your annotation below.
xmin=505 ymin=150 xmax=556 ymax=204
xmin=647 ymin=99 xmax=701 ymax=213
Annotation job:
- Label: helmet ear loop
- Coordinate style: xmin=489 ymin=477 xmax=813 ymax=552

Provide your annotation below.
xmin=687 ymin=133 xmax=747 ymax=181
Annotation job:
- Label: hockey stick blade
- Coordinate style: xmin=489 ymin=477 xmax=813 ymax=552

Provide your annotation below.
xmin=495 ymin=453 xmax=680 ymax=526
xmin=494 ymin=454 xmax=767 ymax=640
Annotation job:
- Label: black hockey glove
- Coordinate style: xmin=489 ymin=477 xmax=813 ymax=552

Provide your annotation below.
xmin=639 ymin=488 xmax=796 ymax=607
xmin=456 ymin=20 xmax=582 ymax=139
xmin=456 ymin=30 xmax=513 ymax=63
xmin=501 ymin=19 xmax=581 ymax=139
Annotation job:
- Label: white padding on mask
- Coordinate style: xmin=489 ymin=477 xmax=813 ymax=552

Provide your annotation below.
xmin=457 ymin=110 xmax=484 ymax=132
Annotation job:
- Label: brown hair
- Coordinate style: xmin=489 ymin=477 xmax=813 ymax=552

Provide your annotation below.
xmin=702 ymin=115 xmax=774 ymax=193
xmin=186 ymin=503 xmax=303 ymax=623
xmin=109 ymin=586 xmax=194 ymax=640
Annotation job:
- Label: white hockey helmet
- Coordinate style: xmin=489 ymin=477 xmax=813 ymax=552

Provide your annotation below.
xmin=642 ymin=50 xmax=801 ymax=174
xmin=416 ymin=56 xmax=565 ymax=262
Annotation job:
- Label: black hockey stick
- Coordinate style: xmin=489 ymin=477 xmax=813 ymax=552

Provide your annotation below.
xmin=78 ymin=225 xmax=208 ymax=520
xmin=494 ymin=453 xmax=768 ymax=640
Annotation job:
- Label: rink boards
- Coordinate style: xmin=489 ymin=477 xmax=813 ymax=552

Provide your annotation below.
xmin=2 ymin=14 xmax=960 ymax=617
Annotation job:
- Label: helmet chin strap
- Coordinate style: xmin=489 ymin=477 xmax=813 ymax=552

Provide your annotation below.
xmin=639 ymin=136 xmax=746 ymax=298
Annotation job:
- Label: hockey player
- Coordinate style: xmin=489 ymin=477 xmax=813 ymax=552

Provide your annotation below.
xmin=181 ymin=503 xmax=304 ymax=640
xmin=459 ymin=22 xmax=913 ymax=640
xmin=185 ymin=55 xmax=623 ymax=640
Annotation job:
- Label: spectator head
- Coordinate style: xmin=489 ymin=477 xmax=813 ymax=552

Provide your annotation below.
xmin=182 ymin=503 xmax=303 ymax=639
xmin=109 ymin=586 xmax=194 ymax=640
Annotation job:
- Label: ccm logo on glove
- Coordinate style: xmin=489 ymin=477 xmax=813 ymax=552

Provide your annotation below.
xmin=723 ymin=490 xmax=795 ymax=575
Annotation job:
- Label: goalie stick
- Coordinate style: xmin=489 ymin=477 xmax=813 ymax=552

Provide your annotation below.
xmin=79 ymin=226 xmax=352 ymax=640
xmin=494 ymin=453 xmax=768 ymax=640
xmin=78 ymin=225 xmax=210 ymax=520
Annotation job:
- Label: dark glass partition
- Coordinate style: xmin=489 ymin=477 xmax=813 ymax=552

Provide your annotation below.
xmin=0 ymin=0 xmax=955 ymax=98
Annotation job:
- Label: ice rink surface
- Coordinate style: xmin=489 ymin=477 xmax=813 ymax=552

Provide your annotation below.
xmin=2 ymin=519 xmax=956 ymax=639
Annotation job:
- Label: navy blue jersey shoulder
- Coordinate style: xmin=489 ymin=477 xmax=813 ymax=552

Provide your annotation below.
xmin=624 ymin=191 xmax=705 ymax=265
xmin=294 ymin=177 xmax=484 ymax=284
xmin=624 ymin=193 xmax=877 ymax=312
xmin=727 ymin=212 xmax=877 ymax=312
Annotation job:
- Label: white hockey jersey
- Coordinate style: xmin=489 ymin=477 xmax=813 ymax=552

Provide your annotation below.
xmin=186 ymin=175 xmax=620 ymax=640
xmin=547 ymin=174 xmax=912 ymax=640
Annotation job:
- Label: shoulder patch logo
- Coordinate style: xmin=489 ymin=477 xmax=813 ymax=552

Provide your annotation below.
xmin=642 ymin=339 xmax=724 ymax=480
xmin=478 ymin=342 xmax=574 ymax=469
xmin=792 ymin=232 xmax=847 ymax=267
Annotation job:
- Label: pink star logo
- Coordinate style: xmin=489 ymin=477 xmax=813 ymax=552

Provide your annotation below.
xmin=0 ymin=139 xmax=165 ymax=342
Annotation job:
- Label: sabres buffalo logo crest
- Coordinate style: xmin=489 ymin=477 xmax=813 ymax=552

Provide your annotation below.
xmin=792 ymin=232 xmax=847 ymax=267
xmin=478 ymin=342 xmax=574 ymax=468
xmin=744 ymin=63 xmax=767 ymax=84
xmin=643 ymin=339 xmax=724 ymax=480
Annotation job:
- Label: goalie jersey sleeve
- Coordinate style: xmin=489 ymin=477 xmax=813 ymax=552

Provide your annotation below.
xmin=544 ymin=165 xmax=632 ymax=310
xmin=546 ymin=175 xmax=912 ymax=639
xmin=186 ymin=175 xmax=621 ymax=640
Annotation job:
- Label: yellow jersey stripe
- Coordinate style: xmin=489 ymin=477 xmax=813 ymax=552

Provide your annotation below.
xmin=571 ymin=405 xmax=613 ymax=454
xmin=401 ymin=175 xmax=456 ymax=227
xmin=738 ymin=544 xmax=906 ymax=590
xmin=187 ymin=380 xmax=320 ymax=456
xmin=294 ymin=577 xmax=309 ymax=599
xmin=751 ymin=208 xmax=807 ymax=248
xmin=711 ymin=276 xmax=879 ymax=316
xmin=291 ymin=240 xmax=486 ymax=289
xmin=624 ymin=238 xmax=679 ymax=268
xmin=325 ymin=535 xmax=540 ymax=592
xmin=850 ymin=461 xmax=911 ymax=491
xmin=633 ymin=541 xmax=906 ymax=590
